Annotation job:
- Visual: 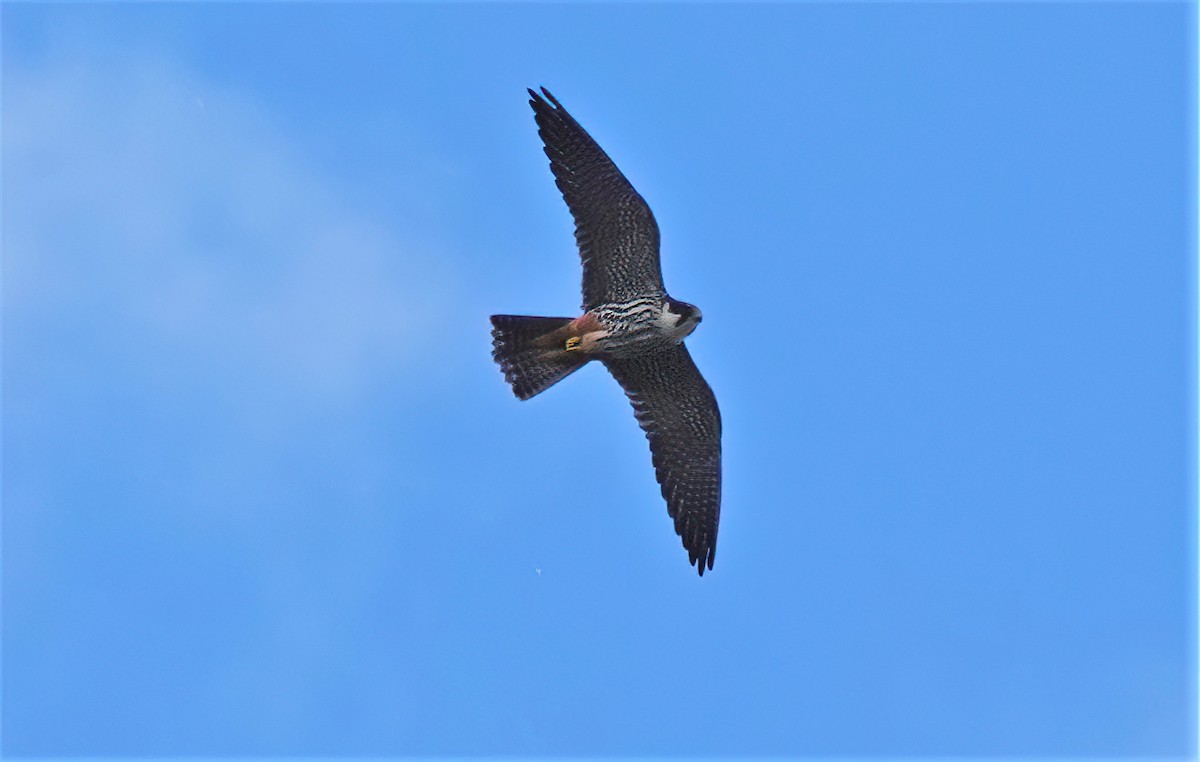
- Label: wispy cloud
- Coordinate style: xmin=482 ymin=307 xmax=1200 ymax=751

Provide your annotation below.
xmin=3 ymin=46 xmax=464 ymax=746
xmin=5 ymin=50 xmax=452 ymax=412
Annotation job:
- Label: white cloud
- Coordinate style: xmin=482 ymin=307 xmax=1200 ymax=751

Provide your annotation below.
xmin=4 ymin=50 xmax=453 ymax=409
xmin=3 ymin=50 xmax=455 ymax=733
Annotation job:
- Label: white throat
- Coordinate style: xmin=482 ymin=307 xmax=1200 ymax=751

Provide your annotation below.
xmin=657 ymin=303 xmax=699 ymax=341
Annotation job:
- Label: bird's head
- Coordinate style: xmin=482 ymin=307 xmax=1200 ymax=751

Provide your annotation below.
xmin=665 ymin=298 xmax=703 ymax=339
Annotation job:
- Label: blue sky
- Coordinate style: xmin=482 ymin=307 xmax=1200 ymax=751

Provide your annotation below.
xmin=2 ymin=1 xmax=1195 ymax=757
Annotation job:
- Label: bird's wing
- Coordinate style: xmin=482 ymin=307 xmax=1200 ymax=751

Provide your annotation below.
xmin=604 ymin=343 xmax=721 ymax=575
xmin=528 ymin=87 xmax=665 ymax=311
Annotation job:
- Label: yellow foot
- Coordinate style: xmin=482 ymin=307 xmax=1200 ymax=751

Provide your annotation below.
xmin=564 ymin=336 xmax=582 ymax=352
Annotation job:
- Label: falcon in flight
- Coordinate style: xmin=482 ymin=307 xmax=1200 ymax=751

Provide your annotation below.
xmin=490 ymin=88 xmax=722 ymax=575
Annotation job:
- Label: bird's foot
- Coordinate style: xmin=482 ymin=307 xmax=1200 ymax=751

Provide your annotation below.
xmin=564 ymin=336 xmax=582 ymax=352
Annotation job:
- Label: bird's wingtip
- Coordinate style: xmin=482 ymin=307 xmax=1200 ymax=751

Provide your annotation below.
xmin=691 ymin=544 xmax=716 ymax=577
xmin=528 ymin=86 xmax=561 ymax=110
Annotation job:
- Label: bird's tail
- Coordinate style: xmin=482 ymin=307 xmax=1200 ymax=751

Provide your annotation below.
xmin=490 ymin=315 xmax=590 ymax=400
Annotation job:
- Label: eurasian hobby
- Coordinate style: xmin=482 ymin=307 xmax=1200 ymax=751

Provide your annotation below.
xmin=490 ymin=88 xmax=722 ymax=576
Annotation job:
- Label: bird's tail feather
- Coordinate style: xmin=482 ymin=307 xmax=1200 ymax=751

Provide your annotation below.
xmin=490 ymin=315 xmax=590 ymax=400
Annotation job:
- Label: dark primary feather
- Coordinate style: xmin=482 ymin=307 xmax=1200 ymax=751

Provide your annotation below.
xmin=604 ymin=343 xmax=722 ymax=575
xmin=527 ymin=87 xmax=665 ymax=312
